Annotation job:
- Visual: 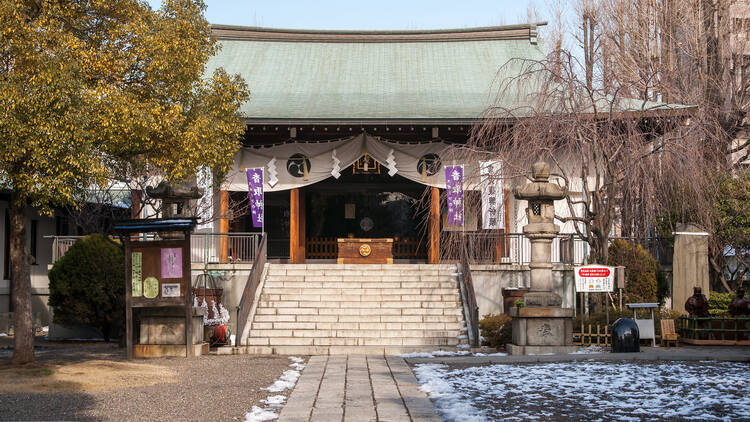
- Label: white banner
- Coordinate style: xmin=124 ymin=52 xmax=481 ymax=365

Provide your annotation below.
xmin=480 ymin=160 xmax=504 ymax=230
xmin=196 ymin=166 xmax=213 ymax=230
xmin=223 ymin=134 xmax=481 ymax=191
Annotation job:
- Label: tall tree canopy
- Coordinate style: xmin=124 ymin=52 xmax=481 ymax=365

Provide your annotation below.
xmin=0 ymin=0 xmax=248 ymax=363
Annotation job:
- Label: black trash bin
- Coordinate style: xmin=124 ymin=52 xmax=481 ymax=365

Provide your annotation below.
xmin=612 ymin=318 xmax=640 ymax=353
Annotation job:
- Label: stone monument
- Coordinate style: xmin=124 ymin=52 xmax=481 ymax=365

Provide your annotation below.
xmin=672 ymin=224 xmax=709 ymax=314
xmin=506 ymin=161 xmax=576 ymax=355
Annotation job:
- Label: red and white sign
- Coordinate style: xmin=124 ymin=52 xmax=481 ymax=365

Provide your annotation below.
xmin=575 ymin=265 xmax=615 ymax=292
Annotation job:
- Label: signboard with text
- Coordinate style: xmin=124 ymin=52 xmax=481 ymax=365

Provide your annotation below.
xmin=575 ymin=265 xmax=615 ymax=292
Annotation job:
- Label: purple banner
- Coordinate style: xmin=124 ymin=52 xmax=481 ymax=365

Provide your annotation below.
xmin=246 ymin=168 xmax=264 ymax=228
xmin=446 ymin=165 xmax=464 ymax=226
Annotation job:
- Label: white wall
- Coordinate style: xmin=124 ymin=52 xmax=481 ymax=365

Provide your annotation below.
xmin=0 ymin=199 xmax=57 ymax=325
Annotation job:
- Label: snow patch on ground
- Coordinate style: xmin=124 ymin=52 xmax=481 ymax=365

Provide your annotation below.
xmin=401 ymin=351 xmax=471 ymax=358
xmin=244 ymin=406 xmax=278 ymax=422
xmin=400 ymin=350 xmax=508 ymax=358
xmin=570 ymin=345 xmax=607 ymax=354
xmin=244 ymin=356 xmax=306 ymax=422
xmin=0 ymin=333 xmax=7 ymax=337
xmin=413 ymin=360 xmax=750 ymax=421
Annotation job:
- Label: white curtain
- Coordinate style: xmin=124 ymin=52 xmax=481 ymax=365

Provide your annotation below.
xmin=223 ymin=133 xmax=479 ymax=191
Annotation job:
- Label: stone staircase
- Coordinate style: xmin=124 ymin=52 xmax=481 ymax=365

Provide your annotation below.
xmin=242 ymin=264 xmax=469 ymax=355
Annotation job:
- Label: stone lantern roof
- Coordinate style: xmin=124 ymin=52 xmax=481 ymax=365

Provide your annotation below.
xmin=513 ymin=161 xmax=566 ymax=201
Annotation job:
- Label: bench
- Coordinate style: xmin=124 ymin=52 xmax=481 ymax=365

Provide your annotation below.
xmin=661 ymin=319 xmax=679 ymax=347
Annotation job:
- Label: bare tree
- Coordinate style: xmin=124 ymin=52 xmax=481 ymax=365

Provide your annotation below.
xmin=463 ymin=50 xmax=694 ymax=266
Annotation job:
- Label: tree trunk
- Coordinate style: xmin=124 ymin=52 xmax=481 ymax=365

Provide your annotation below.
xmin=10 ymin=195 xmax=34 ymax=364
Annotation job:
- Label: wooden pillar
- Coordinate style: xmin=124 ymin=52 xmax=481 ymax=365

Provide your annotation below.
xmin=495 ymin=189 xmax=512 ymax=263
xmin=219 ymin=190 xmax=229 ymax=263
xmin=130 ymin=189 xmax=143 ymax=219
xmin=428 ymin=187 xmax=440 ymax=264
xmin=290 ymin=188 xmax=306 ymax=263
xmin=183 ymin=232 xmax=193 ymax=358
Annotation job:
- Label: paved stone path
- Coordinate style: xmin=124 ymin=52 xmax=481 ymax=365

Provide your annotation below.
xmin=278 ymin=355 xmax=443 ymax=422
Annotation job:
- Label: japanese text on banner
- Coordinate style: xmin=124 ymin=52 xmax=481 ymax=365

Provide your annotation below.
xmin=246 ymin=168 xmax=264 ymax=228
xmin=480 ymin=160 xmax=504 ymax=230
xmin=445 ymin=165 xmax=464 ymax=226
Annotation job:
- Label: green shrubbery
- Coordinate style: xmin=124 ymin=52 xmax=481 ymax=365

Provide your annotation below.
xmin=48 ymin=234 xmax=125 ymax=341
xmin=478 ymin=313 xmax=512 ymax=348
xmin=708 ymin=291 xmax=734 ymax=315
xmin=608 ymin=239 xmax=658 ymax=303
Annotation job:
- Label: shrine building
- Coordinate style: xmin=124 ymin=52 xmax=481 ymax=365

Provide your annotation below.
xmin=202 ymin=23 xmax=549 ymax=264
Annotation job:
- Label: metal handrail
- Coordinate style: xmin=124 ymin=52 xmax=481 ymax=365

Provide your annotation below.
xmin=48 ymin=232 xmax=263 ymax=264
xmin=458 ymin=236 xmax=480 ymax=347
xmin=235 ymin=234 xmax=267 ymax=346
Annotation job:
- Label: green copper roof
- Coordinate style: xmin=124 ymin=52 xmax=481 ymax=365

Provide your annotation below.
xmin=205 ymin=24 xmax=547 ymax=122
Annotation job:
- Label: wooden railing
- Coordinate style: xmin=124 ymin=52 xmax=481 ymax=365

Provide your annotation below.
xmin=235 ymin=234 xmax=267 ymax=346
xmin=306 ymin=237 xmax=338 ymax=259
xmin=458 ymin=237 xmax=479 ymax=347
xmin=305 ymin=237 xmax=425 ymax=260
xmin=574 ymin=324 xmax=611 ymax=346
xmin=679 ymin=316 xmax=750 ymax=344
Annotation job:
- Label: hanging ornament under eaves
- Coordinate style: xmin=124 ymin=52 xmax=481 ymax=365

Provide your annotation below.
xmin=331 ymin=149 xmax=341 ymax=179
xmin=386 ymin=148 xmax=398 ymax=176
xmin=267 ymin=157 xmax=279 ymax=187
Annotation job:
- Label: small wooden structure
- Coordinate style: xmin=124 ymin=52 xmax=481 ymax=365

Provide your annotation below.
xmin=337 ymin=238 xmax=393 ymax=264
xmin=660 ymin=319 xmax=679 ymax=347
xmin=114 ymin=218 xmax=200 ymax=359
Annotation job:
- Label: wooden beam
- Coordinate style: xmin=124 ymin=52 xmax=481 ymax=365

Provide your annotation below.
xmin=219 ymin=190 xmax=229 ymax=263
xmin=184 ymin=232 xmax=192 ymax=358
xmin=130 ymin=190 xmax=143 ymax=219
xmin=428 ymin=187 xmax=440 ymax=264
xmin=124 ymin=237 xmax=133 ymax=359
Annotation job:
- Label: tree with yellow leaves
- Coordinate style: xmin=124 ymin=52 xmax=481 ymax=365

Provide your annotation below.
xmin=0 ymin=0 xmax=248 ymax=364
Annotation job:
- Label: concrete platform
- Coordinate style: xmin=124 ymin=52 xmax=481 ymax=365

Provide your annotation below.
xmin=278 ymin=355 xmax=442 ymax=422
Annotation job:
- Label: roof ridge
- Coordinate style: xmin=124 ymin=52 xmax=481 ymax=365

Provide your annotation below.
xmin=210 ymin=23 xmax=546 ymax=43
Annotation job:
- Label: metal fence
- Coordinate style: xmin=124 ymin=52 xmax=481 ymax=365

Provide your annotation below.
xmin=49 ymin=232 xmax=263 ymax=265
xmin=190 ymin=232 xmax=262 ymax=264
xmin=454 ymin=232 xmax=591 ymax=265
xmin=48 ymin=236 xmax=84 ymax=262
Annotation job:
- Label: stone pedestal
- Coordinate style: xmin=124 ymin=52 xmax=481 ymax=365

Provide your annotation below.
xmin=506 ymin=307 xmax=577 ymax=355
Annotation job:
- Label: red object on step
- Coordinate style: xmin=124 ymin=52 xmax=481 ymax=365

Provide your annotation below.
xmin=211 ymin=325 xmax=230 ymax=347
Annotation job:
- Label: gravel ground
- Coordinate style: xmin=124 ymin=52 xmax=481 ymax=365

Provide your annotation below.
xmin=0 ymin=337 xmax=296 ymax=422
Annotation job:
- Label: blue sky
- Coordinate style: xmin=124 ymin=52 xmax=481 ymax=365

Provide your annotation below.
xmin=145 ymin=0 xmax=548 ymax=30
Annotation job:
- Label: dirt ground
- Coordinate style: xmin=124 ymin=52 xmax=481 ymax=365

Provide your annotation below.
xmin=0 ymin=336 xmax=297 ymax=421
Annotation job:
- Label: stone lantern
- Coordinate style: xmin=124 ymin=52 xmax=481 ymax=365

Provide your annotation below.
xmin=146 ymin=181 xmax=204 ymax=218
xmin=506 ymin=160 xmax=576 ymax=355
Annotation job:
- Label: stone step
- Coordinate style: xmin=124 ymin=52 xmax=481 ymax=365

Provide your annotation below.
xmin=251 ymin=317 xmax=462 ymax=330
xmin=238 ymin=345 xmax=467 ymax=355
xmin=252 ymin=314 xmax=462 ymax=323
xmin=260 ymin=285 xmax=459 ymax=292
xmin=257 ymin=307 xmax=463 ymax=316
xmin=266 ymin=264 xmax=457 ymax=270
xmin=248 ymin=327 xmax=464 ymax=337
xmin=263 ymin=278 xmax=457 ymax=285
xmin=256 ymin=300 xmax=460 ymax=309
xmin=246 ymin=336 xmax=462 ymax=346
xmin=257 ymin=293 xmax=459 ymax=302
